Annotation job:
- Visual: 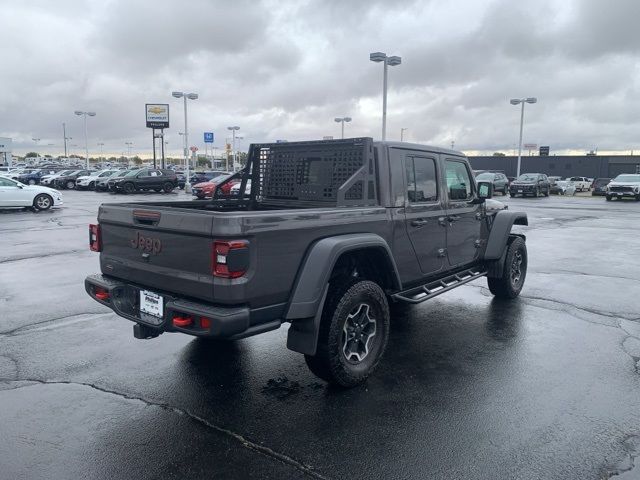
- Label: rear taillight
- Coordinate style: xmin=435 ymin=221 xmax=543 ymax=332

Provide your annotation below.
xmin=89 ymin=224 xmax=101 ymax=252
xmin=212 ymin=240 xmax=249 ymax=278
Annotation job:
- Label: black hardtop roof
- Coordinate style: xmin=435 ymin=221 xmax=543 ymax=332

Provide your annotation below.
xmin=249 ymin=137 xmax=465 ymax=157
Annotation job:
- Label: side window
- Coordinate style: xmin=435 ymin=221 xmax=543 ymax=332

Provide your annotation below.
xmin=445 ymin=160 xmax=473 ymax=200
xmin=405 ymin=156 xmax=438 ymax=203
xmin=0 ymin=177 xmax=16 ymax=187
xmin=149 ymin=170 xmax=160 ymax=177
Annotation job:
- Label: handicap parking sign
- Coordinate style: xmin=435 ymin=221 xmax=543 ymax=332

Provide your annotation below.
xmin=204 ymin=132 xmax=214 ymax=143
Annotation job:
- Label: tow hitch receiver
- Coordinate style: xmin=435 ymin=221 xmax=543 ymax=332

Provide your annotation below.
xmin=133 ymin=323 xmax=161 ymax=339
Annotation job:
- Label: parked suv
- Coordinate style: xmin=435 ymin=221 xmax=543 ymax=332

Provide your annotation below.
xmin=53 ymin=170 xmax=92 ymax=189
xmin=605 ymin=174 xmax=640 ymax=201
xmin=591 ymin=178 xmax=611 ymax=196
xmin=509 ymin=173 xmax=550 ymax=197
xmin=475 ymin=172 xmax=508 ymax=195
xmin=108 ymin=168 xmax=177 ymax=194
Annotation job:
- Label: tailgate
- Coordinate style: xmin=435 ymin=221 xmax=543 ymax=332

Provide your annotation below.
xmin=98 ymin=204 xmax=215 ymax=302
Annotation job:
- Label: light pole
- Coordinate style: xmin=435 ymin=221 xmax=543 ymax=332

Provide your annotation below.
xmin=510 ymin=97 xmax=537 ymax=177
xmin=125 ymin=142 xmax=133 ymax=165
xmin=62 ymin=122 xmax=71 ymax=158
xmin=74 ymin=110 xmax=96 ymax=169
xmin=400 ymin=128 xmax=407 ymax=141
xmin=369 ymin=52 xmax=402 ymax=141
xmin=334 ymin=117 xmax=352 ymax=139
xmin=227 ymin=126 xmax=240 ymax=171
xmin=97 ymin=142 xmax=104 ymax=161
xmin=172 ymin=91 xmax=199 ymax=193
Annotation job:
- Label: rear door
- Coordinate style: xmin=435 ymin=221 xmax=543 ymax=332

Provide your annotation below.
xmin=444 ymin=158 xmax=482 ymax=267
xmin=403 ymin=154 xmax=447 ymax=276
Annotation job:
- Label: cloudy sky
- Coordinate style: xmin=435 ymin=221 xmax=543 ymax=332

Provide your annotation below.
xmin=2 ymin=0 xmax=640 ymax=158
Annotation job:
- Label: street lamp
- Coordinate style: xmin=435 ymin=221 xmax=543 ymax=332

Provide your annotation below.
xmin=334 ymin=117 xmax=352 ymax=139
xmin=370 ymin=51 xmax=402 ymax=141
xmin=227 ymin=126 xmax=240 ymax=171
xmin=97 ymin=142 xmax=105 ymax=160
xmin=510 ymin=97 xmax=537 ymax=177
xmin=74 ymin=110 xmax=96 ymax=169
xmin=172 ymin=91 xmax=198 ymax=192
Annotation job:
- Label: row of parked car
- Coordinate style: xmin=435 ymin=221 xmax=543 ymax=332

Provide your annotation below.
xmin=474 ymin=171 xmax=639 ymax=200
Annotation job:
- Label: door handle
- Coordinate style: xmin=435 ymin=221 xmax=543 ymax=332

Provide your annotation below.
xmin=447 ymin=215 xmax=461 ymax=222
xmin=411 ymin=219 xmax=428 ymax=227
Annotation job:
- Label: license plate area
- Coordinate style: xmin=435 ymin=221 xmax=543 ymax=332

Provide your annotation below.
xmin=139 ymin=290 xmax=164 ymax=324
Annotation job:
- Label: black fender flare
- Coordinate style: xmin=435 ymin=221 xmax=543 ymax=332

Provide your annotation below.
xmin=483 ymin=210 xmax=528 ymax=260
xmin=285 ymin=233 xmax=401 ymax=355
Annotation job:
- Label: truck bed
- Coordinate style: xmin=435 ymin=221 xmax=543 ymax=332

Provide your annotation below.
xmin=97 ymin=201 xmax=391 ymax=311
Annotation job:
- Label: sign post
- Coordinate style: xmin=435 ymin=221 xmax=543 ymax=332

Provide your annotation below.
xmin=146 ymin=104 xmax=170 ymax=169
xmin=204 ymin=133 xmax=214 ymax=168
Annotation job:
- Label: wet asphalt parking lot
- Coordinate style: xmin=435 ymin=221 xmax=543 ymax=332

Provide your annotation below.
xmin=1 ymin=190 xmax=639 ymax=480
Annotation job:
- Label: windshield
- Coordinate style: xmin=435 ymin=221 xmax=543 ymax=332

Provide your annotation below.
xmin=210 ymin=174 xmax=231 ymax=183
xmin=476 ymin=173 xmax=494 ymax=181
xmin=614 ymin=174 xmax=640 ymax=182
xmin=517 ymin=174 xmax=538 ymax=181
xmin=58 ymin=170 xmax=74 ymax=175
xmin=594 ymin=178 xmax=610 ymax=186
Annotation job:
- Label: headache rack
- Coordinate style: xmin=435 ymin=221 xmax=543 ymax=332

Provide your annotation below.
xmin=211 ymin=138 xmax=379 ymax=209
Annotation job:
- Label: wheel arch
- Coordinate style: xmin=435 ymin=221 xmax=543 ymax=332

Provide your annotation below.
xmin=483 ymin=210 xmax=528 ymax=261
xmin=285 ymin=233 xmax=400 ymax=355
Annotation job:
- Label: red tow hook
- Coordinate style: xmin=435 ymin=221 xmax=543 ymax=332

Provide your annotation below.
xmin=172 ymin=316 xmax=193 ymax=327
xmin=94 ymin=287 xmax=110 ymax=301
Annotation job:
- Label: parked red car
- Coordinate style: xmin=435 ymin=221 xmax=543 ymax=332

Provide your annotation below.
xmin=191 ymin=174 xmax=234 ymax=199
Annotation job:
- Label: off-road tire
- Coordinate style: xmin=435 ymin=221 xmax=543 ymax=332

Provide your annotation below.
xmin=304 ymin=279 xmax=390 ymax=387
xmin=488 ymin=237 xmax=527 ymax=299
xmin=33 ymin=193 xmax=53 ymax=211
xmin=123 ymin=182 xmax=135 ymax=194
xmin=163 ymin=182 xmax=175 ymax=193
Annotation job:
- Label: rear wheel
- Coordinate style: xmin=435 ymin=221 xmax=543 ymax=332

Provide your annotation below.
xmin=487 ymin=237 xmax=527 ymax=299
xmin=33 ymin=193 xmax=53 ymax=211
xmin=304 ymin=279 xmax=390 ymax=387
xmin=123 ymin=182 xmax=135 ymax=194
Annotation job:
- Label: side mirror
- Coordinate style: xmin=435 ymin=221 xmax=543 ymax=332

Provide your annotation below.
xmin=476 ymin=181 xmax=493 ymax=202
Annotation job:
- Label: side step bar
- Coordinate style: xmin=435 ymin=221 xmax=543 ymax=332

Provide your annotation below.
xmin=391 ymin=268 xmax=487 ymax=304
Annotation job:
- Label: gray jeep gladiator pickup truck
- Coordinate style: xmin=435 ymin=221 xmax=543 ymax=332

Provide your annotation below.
xmin=85 ymin=138 xmax=528 ymax=387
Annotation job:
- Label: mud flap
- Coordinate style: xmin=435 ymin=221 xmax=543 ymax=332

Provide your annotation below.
xmin=286 ymin=285 xmax=328 ymax=355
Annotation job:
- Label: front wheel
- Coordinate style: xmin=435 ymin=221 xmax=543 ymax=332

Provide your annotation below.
xmin=487 ymin=237 xmax=527 ymax=299
xmin=33 ymin=193 xmax=53 ymax=211
xmin=28 ymin=179 xmax=36 ymax=185
xmin=66 ymin=180 xmax=75 ymax=190
xmin=88 ymin=181 xmax=95 ymax=190
xmin=304 ymin=279 xmax=390 ymax=387
xmin=123 ymin=182 xmax=135 ymax=194
xmin=163 ymin=182 xmax=175 ymax=193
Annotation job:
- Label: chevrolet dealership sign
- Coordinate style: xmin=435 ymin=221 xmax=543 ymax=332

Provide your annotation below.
xmin=145 ymin=104 xmax=169 ymax=129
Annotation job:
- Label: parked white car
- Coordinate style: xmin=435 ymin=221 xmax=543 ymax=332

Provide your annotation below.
xmin=554 ymin=180 xmax=577 ymax=196
xmin=76 ymin=169 xmax=117 ymax=190
xmin=40 ymin=169 xmax=75 ymax=186
xmin=0 ymin=177 xmax=63 ymax=210
xmin=567 ymin=176 xmax=591 ymax=192
xmin=605 ymin=174 xmax=640 ymax=201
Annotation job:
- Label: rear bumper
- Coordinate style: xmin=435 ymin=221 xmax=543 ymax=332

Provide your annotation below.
xmin=85 ymin=273 xmax=281 ymax=339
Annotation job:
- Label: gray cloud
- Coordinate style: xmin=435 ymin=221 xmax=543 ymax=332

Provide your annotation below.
xmin=2 ymin=0 xmax=640 ymax=158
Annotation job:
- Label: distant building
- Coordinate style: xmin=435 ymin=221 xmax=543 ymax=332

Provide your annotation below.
xmin=0 ymin=137 xmax=12 ymax=166
xmin=468 ymin=154 xmax=640 ymax=178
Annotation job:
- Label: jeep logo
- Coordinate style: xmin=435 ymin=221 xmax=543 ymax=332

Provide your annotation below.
xmin=130 ymin=231 xmax=162 ymax=255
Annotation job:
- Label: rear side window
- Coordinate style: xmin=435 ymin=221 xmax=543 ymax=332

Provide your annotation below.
xmin=405 ymin=156 xmax=438 ymax=202
xmin=445 ymin=160 xmax=473 ymax=200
